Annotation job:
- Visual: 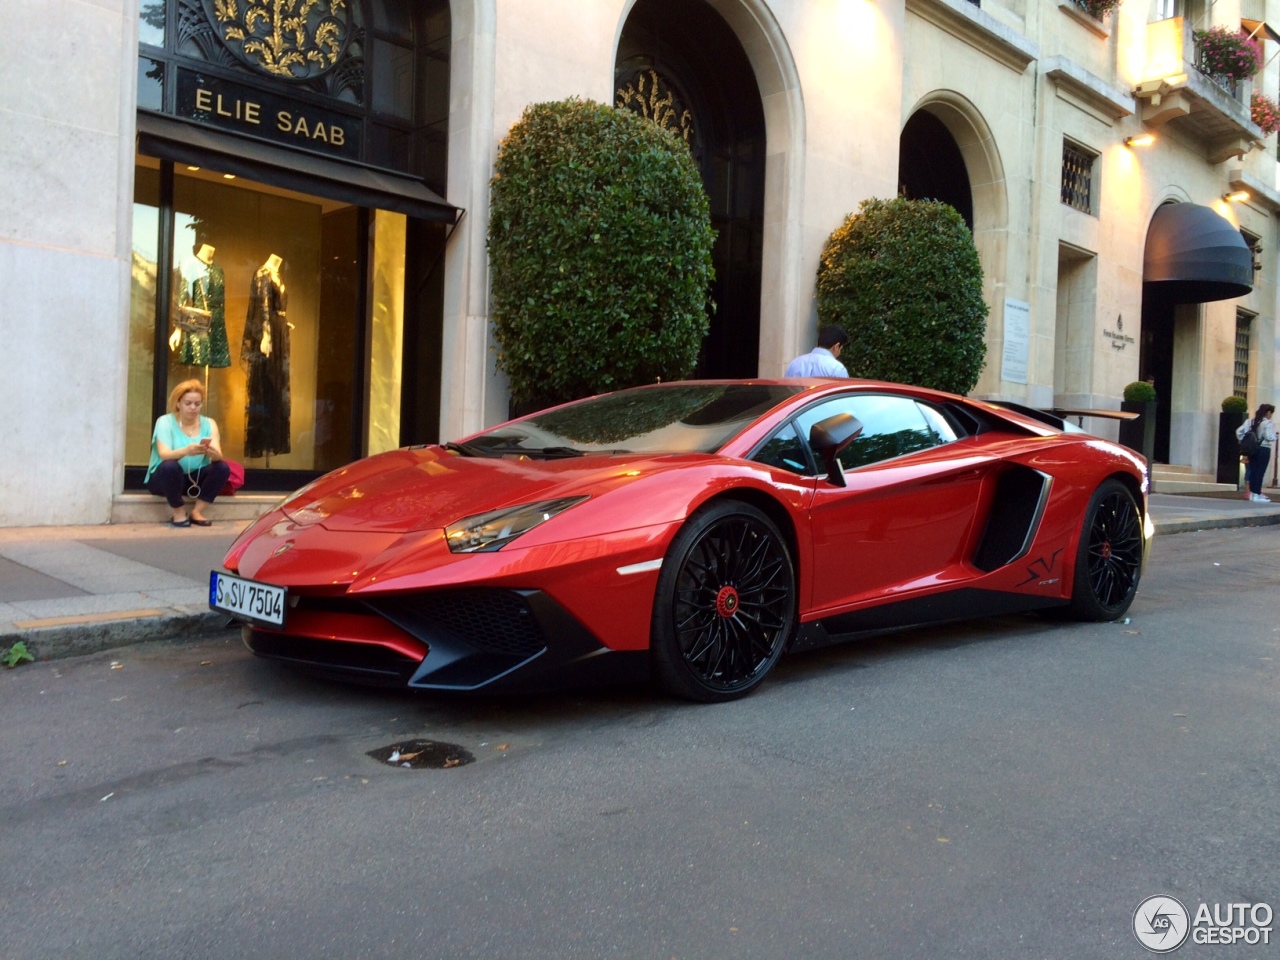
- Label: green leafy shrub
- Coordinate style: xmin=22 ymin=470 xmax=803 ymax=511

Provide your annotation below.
xmin=815 ymin=197 xmax=988 ymax=395
xmin=488 ymin=97 xmax=716 ymax=408
xmin=1222 ymin=394 xmax=1249 ymax=415
xmin=1123 ymin=380 xmax=1157 ymax=403
xmin=2 ymin=641 xmax=34 ymax=668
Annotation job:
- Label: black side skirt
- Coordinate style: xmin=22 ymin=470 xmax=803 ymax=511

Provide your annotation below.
xmin=791 ymin=587 xmax=1065 ymax=652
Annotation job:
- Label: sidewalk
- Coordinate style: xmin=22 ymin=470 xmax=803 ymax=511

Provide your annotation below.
xmin=4 ymin=491 xmax=1280 ymax=664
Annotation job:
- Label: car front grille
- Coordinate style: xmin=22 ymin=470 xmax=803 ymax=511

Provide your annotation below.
xmin=363 ymin=589 xmax=547 ymax=658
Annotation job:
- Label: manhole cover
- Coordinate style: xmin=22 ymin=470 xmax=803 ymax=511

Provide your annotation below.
xmin=367 ymin=739 xmax=475 ymax=770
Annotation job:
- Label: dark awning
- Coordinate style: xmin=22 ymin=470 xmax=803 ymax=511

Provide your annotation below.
xmin=136 ymin=112 xmax=459 ymax=224
xmin=1143 ymin=202 xmax=1253 ymax=303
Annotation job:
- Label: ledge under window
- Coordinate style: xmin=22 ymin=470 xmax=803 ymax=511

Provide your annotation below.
xmin=1057 ymin=1 xmax=1110 ymax=39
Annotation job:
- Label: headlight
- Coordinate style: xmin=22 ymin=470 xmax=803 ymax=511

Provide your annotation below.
xmin=444 ymin=497 xmax=589 ymax=553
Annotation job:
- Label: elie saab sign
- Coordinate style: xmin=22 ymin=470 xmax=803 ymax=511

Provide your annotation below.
xmin=176 ymin=69 xmax=360 ymax=159
xmin=174 ymin=0 xmax=361 ymax=158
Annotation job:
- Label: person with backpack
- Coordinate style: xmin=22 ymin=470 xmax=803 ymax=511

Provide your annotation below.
xmin=1236 ymin=403 xmax=1277 ymax=502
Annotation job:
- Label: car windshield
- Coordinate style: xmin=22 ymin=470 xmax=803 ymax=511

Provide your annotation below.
xmin=454 ymin=384 xmax=802 ymax=457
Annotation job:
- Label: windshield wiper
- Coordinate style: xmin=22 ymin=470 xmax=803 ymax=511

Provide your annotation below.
xmin=447 ymin=441 xmax=627 ymax=459
xmin=442 ymin=440 xmax=486 ymax=457
xmin=446 ymin=441 xmax=584 ymax=459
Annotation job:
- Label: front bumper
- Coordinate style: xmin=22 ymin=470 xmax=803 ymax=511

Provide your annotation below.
xmin=242 ymin=587 xmax=647 ymax=692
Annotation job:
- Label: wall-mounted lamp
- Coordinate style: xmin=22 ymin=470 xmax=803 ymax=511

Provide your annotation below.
xmin=1223 ymin=190 xmax=1250 ymax=202
xmin=1124 ymin=134 xmax=1156 ymax=147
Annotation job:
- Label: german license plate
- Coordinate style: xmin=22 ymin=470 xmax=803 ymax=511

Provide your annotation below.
xmin=210 ymin=571 xmax=287 ymax=629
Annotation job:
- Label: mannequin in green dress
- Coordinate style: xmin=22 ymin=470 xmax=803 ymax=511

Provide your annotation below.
xmin=173 ymin=243 xmax=231 ymax=368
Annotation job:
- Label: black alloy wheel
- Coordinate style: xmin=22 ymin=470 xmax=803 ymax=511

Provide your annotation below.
xmin=650 ymin=501 xmax=796 ymax=702
xmin=1068 ymin=479 xmax=1143 ymax=620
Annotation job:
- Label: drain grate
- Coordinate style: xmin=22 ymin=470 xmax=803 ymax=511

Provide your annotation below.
xmin=367 ymin=739 xmax=475 ymax=770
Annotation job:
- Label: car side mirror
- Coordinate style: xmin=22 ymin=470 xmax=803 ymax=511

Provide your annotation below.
xmin=809 ymin=413 xmax=863 ymax=488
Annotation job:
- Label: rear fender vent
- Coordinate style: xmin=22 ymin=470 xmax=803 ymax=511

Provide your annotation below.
xmin=972 ymin=466 xmax=1051 ymax=572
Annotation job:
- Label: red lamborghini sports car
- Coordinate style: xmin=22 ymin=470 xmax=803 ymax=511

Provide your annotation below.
xmin=213 ymin=379 xmax=1150 ymax=702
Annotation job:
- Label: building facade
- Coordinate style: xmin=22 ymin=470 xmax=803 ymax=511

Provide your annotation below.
xmin=1 ymin=0 xmax=1277 ymax=527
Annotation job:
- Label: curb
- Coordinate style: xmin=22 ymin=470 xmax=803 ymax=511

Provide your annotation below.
xmin=1151 ymin=514 xmax=1280 ymax=535
xmin=2 ymin=610 xmax=238 ymax=662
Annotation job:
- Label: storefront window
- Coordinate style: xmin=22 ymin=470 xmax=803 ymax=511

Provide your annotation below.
xmin=128 ymin=158 xmax=376 ymax=480
xmin=127 ymin=161 xmax=162 ymax=466
xmin=128 ymin=0 xmax=454 ymax=490
xmin=166 ymin=166 xmax=360 ymax=471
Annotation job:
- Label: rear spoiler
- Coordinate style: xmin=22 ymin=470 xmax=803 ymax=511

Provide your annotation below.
xmin=987 ymin=401 xmax=1139 ymax=432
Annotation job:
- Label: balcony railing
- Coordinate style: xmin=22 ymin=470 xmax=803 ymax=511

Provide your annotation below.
xmin=1194 ymin=36 xmax=1242 ymax=100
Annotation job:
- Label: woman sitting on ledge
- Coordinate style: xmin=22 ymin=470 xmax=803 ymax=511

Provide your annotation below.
xmin=145 ymin=379 xmax=231 ymax=527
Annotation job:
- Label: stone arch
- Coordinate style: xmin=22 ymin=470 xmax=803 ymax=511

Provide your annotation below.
xmin=899 ymin=110 xmax=973 ymax=230
xmin=613 ymin=0 xmax=806 ymax=376
xmin=903 ymin=91 xmax=1009 ymax=393
xmin=904 ymin=91 xmax=1008 ymax=285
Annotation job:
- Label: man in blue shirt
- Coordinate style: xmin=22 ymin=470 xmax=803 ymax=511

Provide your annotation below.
xmin=784 ymin=325 xmax=849 ymax=377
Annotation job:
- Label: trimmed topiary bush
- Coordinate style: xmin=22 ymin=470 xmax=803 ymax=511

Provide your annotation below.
xmin=1123 ymin=380 xmax=1157 ymax=403
xmin=1222 ymin=394 xmax=1249 ymax=415
xmin=488 ymin=97 xmax=716 ymax=409
xmin=815 ymin=197 xmax=987 ymax=395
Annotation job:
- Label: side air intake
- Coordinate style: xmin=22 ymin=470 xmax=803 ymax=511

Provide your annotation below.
xmin=972 ymin=466 xmax=1051 ymax=572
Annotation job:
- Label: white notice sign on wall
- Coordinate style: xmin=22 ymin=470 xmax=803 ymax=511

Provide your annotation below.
xmin=1001 ymin=298 xmax=1030 ymax=385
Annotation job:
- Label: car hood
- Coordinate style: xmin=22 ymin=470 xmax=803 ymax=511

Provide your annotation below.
xmin=278 ymin=445 xmax=701 ymax=534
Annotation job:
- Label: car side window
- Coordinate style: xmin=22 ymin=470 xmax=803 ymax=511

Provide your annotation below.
xmin=796 ymin=394 xmax=944 ymax=470
xmin=751 ymin=421 xmax=810 ymax=475
xmin=917 ymin=402 xmax=960 ymax=443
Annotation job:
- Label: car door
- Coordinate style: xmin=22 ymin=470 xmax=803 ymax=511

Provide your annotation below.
xmin=794 ymin=393 xmax=992 ymax=615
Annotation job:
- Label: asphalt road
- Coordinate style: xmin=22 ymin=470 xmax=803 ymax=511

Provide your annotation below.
xmin=2 ymin=526 xmax=1278 ymax=960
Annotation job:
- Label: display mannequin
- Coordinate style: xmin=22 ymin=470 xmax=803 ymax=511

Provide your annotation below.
xmin=242 ymin=253 xmax=291 ymax=459
xmin=171 ymin=243 xmax=230 ymax=368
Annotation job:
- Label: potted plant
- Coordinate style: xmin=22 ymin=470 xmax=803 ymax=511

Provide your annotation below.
xmin=1218 ymin=395 xmax=1249 ymax=484
xmin=1251 ymin=90 xmax=1280 ymax=134
xmin=1072 ymin=0 xmax=1121 ymax=20
xmin=815 ymin=197 xmax=987 ymax=394
xmin=1119 ymin=380 xmax=1157 ymax=462
xmin=1193 ymin=26 xmax=1263 ymax=83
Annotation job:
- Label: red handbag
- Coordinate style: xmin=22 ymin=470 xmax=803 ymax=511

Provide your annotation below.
xmin=220 ymin=460 xmax=245 ymax=496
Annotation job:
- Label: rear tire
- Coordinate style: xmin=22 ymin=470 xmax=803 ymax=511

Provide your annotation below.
xmin=650 ymin=501 xmax=796 ymax=702
xmin=1067 ymin=479 xmax=1143 ymax=621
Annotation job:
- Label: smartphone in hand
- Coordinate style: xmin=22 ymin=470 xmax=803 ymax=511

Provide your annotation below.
xmin=199 ymin=437 xmax=212 ymax=447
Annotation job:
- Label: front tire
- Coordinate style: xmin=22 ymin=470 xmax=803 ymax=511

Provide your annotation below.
xmin=650 ymin=501 xmax=796 ymax=702
xmin=1067 ymin=479 xmax=1143 ymax=621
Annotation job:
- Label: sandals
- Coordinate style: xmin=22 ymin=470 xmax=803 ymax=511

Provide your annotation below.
xmin=189 ymin=517 xmax=213 ymax=527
